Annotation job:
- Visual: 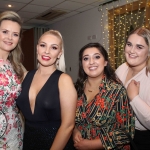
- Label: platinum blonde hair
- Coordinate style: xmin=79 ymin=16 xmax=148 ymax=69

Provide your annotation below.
xmin=38 ymin=30 xmax=66 ymax=72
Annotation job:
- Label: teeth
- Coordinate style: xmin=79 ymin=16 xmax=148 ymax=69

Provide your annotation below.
xmin=129 ymin=54 xmax=137 ymax=58
xmin=89 ymin=66 xmax=97 ymax=70
xmin=4 ymin=41 xmax=12 ymax=45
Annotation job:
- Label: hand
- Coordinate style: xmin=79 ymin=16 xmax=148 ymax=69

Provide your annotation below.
xmin=127 ymin=80 xmax=140 ymax=101
xmin=74 ymin=139 xmax=91 ymax=150
xmin=73 ymin=127 xmax=83 ymax=144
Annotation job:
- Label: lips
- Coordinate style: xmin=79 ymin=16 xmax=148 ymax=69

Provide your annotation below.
xmin=42 ymin=55 xmax=50 ymax=61
xmin=4 ymin=41 xmax=13 ymax=45
xmin=128 ymin=53 xmax=137 ymax=58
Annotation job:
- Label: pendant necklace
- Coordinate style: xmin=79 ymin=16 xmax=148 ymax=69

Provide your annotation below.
xmin=88 ymin=89 xmax=92 ymax=92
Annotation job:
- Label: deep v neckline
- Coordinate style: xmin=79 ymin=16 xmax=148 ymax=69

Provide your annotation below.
xmin=28 ymin=69 xmax=56 ymax=115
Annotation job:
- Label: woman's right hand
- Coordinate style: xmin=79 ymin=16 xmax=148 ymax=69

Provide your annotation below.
xmin=73 ymin=127 xmax=83 ymax=144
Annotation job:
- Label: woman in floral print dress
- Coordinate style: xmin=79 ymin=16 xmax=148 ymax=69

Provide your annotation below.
xmin=73 ymin=43 xmax=135 ymax=150
xmin=0 ymin=11 xmax=25 ymax=149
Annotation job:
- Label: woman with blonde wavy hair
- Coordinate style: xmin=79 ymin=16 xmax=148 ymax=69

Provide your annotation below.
xmin=0 ymin=11 xmax=25 ymax=149
xmin=116 ymin=27 xmax=150 ymax=150
xmin=16 ymin=30 xmax=77 ymax=150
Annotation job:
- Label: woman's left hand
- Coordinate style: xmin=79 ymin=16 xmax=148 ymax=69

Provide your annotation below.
xmin=74 ymin=139 xmax=91 ymax=150
xmin=127 ymin=80 xmax=140 ymax=101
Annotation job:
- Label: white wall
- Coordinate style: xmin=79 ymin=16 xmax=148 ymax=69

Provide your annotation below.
xmin=49 ymin=7 xmax=102 ymax=82
xmin=49 ymin=0 xmax=137 ymax=82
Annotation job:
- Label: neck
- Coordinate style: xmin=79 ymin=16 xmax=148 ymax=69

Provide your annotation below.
xmin=37 ymin=65 xmax=56 ymax=76
xmin=0 ymin=51 xmax=9 ymax=60
xmin=129 ymin=62 xmax=146 ymax=76
xmin=86 ymin=77 xmax=102 ymax=92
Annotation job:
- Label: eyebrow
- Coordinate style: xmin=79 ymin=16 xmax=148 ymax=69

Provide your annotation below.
xmin=39 ymin=42 xmax=59 ymax=47
xmin=1 ymin=28 xmax=19 ymax=33
xmin=83 ymin=53 xmax=101 ymax=57
xmin=127 ymin=41 xmax=145 ymax=48
xmin=136 ymin=44 xmax=144 ymax=48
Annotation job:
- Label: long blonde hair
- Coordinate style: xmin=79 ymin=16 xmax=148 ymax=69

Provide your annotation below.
xmin=127 ymin=27 xmax=150 ymax=75
xmin=38 ymin=30 xmax=66 ymax=72
xmin=0 ymin=11 xmax=24 ymax=81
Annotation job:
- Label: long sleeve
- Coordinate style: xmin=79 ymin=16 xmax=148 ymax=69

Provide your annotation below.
xmin=75 ymin=75 xmax=135 ymax=150
xmin=115 ymin=62 xmax=150 ymax=130
xmin=130 ymin=95 xmax=150 ymax=130
xmin=99 ymin=87 xmax=135 ymax=150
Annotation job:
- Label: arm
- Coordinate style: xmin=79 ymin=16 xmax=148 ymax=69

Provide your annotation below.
xmin=98 ymin=87 xmax=135 ymax=149
xmin=74 ymin=138 xmax=104 ymax=150
xmin=50 ymin=73 xmax=77 ymax=150
xmin=127 ymin=80 xmax=150 ymax=129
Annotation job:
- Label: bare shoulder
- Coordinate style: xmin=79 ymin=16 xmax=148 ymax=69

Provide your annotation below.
xmin=58 ymin=73 xmax=75 ymax=92
xmin=59 ymin=73 xmax=74 ymax=84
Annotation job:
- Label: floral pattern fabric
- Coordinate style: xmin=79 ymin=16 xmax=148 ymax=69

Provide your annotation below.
xmin=0 ymin=59 xmax=23 ymax=150
xmin=75 ymin=75 xmax=135 ymax=150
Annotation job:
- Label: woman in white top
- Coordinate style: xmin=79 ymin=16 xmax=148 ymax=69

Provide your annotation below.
xmin=116 ymin=27 xmax=150 ymax=150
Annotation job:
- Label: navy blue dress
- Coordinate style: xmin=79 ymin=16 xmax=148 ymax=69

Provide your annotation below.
xmin=16 ymin=70 xmax=75 ymax=150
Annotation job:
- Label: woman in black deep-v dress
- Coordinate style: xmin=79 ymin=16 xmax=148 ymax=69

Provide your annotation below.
xmin=16 ymin=30 xmax=77 ymax=150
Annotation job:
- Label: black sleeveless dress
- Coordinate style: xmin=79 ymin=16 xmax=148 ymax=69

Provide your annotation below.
xmin=16 ymin=69 xmax=75 ymax=150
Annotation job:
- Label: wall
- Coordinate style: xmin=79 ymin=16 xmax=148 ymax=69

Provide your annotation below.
xmin=49 ymin=7 xmax=102 ymax=82
xmin=49 ymin=0 xmax=137 ymax=82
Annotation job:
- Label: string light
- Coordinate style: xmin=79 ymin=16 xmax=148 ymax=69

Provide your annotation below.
xmin=99 ymin=0 xmax=150 ymax=69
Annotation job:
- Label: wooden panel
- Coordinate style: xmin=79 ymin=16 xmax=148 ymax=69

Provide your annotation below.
xmin=21 ymin=28 xmax=35 ymax=71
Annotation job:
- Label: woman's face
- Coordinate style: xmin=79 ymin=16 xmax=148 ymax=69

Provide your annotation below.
xmin=125 ymin=34 xmax=149 ymax=68
xmin=82 ymin=47 xmax=107 ymax=78
xmin=0 ymin=20 xmax=20 ymax=56
xmin=37 ymin=34 xmax=62 ymax=67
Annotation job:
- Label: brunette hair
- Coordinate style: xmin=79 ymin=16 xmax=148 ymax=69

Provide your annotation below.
xmin=75 ymin=42 xmax=119 ymax=97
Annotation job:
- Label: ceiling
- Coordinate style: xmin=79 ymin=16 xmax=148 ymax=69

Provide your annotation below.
xmin=0 ymin=0 xmax=110 ymax=29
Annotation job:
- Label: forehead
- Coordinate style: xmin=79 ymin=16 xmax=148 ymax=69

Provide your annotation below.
xmin=0 ymin=20 xmax=20 ymax=31
xmin=83 ymin=47 xmax=101 ymax=55
xmin=40 ymin=34 xmax=61 ymax=44
xmin=128 ymin=34 xmax=147 ymax=45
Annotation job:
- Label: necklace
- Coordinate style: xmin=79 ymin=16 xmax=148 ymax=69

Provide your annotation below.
xmin=88 ymin=89 xmax=92 ymax=92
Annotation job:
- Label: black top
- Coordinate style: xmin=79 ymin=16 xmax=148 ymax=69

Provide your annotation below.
xmin=16 ymin=69 xmax=63 ymax=128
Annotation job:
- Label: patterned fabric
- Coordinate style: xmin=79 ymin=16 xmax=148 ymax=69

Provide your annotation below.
xmin=75 ymin=75 xmax=135 ymax=150
xmin=0 ymin=59 xmax=23 ymax=150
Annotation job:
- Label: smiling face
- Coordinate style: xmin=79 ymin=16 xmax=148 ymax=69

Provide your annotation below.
xmin=82 ymin=47 xmax=107 ymax=78
xmin=37 ymin=33 xmax=62 ymax=68
xmin=0 ymin=20 xmax=20 ymax=57
xmin=125 ymin=33 xmax=149 ymax=69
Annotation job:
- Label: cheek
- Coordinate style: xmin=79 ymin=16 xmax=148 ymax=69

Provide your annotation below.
xmin=124 ymin=46 xmax=129 ymax=53
xmin=14 ymin=38 xmax=19 ymax=45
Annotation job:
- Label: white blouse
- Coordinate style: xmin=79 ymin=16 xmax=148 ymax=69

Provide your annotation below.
xmin=116 ymin=62 xmax=150 ymax=130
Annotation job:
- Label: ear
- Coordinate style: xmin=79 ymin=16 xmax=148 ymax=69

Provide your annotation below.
xmin=104 ymin=61 xmax=108 ymax=66
xmin=58 ymin=51 xmax=62 ymax=59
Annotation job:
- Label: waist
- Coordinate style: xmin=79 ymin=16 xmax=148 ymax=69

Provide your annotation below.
xmin=25 ymin=120 xmax=61 ymax=128
xmin=135 ymin=129 xmax=150 ymax=135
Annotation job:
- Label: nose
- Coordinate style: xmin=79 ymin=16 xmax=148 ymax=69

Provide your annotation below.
xmin=8 ymin=33 xmax=12 ymax=40
xmin=130 ymin=46 xmax=135 ymax=53
xmin=45 ymin=48 xmax=50 ymax=54
xmin=89 ymin=57 xmax=94 ymax=64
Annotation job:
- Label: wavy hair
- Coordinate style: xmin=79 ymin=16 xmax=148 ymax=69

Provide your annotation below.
xmin=38 ymin=30 xmax=66 ymax=72
xmin=126 ymin=27 xmax=150 ymax=75
xmin=75 ymin=42 xmax=119 ymax=97
xmin=0 ymin=11 xmax=24 ymax=81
